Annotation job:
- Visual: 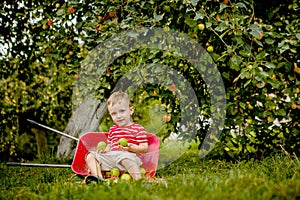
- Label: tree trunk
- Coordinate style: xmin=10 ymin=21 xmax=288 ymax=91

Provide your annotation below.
xmin=56 ymin=98 xmax=107 ymax=159
xmin=32 ymin=128 xmax=48 ymax=158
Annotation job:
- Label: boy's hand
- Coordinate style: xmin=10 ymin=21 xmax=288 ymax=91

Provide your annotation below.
xmin=119 ymin=143 xmax=148 ymax=153
xmin=119 ymin=144 xmax=137 ymax=152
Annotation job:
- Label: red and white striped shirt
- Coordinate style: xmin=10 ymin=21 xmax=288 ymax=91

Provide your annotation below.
xmin=107 ymin=123 xmax=148 ymax=151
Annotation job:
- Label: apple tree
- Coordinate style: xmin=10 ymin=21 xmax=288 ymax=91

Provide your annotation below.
xmin=0 ymin=0 xmax=299 ymax=161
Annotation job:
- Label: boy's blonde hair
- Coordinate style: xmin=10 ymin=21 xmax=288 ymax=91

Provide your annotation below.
xmin=107 ymin=91 xmax=131 ymax=107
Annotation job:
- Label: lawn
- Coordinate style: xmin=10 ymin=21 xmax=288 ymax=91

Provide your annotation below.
xmin=1 ymin=149 xmax=299 ymax=200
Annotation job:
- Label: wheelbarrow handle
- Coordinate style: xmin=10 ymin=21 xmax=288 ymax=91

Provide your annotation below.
xmin=6 ymin=162 xmax=71 ymax=168
xmin=27 ymin=119 xmax=79 ymax=141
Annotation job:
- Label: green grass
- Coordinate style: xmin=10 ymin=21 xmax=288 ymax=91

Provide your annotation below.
xmin=1 ymin=151 xmax=299 ymax=200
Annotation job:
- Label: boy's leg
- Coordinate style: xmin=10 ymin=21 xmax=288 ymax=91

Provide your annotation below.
xmin=120 ymin=158 xmax=142 ymax=180
xmin=85 ymin=153 xmax=104 ymax=178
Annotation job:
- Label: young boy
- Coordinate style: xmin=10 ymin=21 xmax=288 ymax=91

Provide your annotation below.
xmin=85 ymin=91 xmax=148 ymax=181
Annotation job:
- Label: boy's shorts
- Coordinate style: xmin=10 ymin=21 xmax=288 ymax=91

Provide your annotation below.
xmin=90 ymin=151 xmax=142 ymax=171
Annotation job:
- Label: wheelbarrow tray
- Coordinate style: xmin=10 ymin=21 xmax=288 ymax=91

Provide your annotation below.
xmin=71 ymin=132 xmax=160 ymax=178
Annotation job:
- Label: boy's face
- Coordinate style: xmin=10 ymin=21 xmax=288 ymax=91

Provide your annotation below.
xmin=108 ymin=99 xmax=134 ymax=127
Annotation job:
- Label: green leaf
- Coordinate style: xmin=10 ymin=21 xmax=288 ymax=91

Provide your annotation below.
xmin=276 ymin=109 xmax=286 ymax=116
xmin=260 ymin=71 xmax=269 ymax=77
xmin=244 ymin=79 xmax=252 ymax=87
xmin=195 ymin=10 xmax=204 ymax=20
xmin=274 ymin=21 xmax=283 ymax=26
xmin=190 ymin=0 xmax=199 ymax=7
xmin=56 ymin=9 xmax=65 ymax=16
xmin=239 ymin=102 xmax=246 ymax=110
xmin=265 ymin=38 xmax=275 ymax=44
xmin=184 ymin=17 xmax=197 ymax=28
xmin=154 ymin=12 xmax=164 ymax=22
xmin=205 ymin=21 xmax=212 ymax=28
xmin=248 ymin=24 xmax=262 ymax=38
xmin=215 ymin=22 xmax=228 ymax=32
xmin=239 ymin=49 xmax=251 ymax=57
xmin=236 ymin=2 xmax=247 ymax=8
xmin=219 ymin=4 xmax=230 ymax=12
xmin=267 ymin=6 xmax=280 ymax=19
xmin=264 ymin=62 xmax=276 ymax=69
xmin=256 ymin=51 xmax=267 ymax=60
xmin=230 ymin=132 xmax=237 ymax=139
xmin=246 ymin=144 xmax=257 ymax=153
xmin=267 ymin=79 xmax=280 ymax=89
xmin=222 ymin=72 xmax=230 ymax=80
xmin=16 ymin=13 xmax=25 ymax=17
xmin=76 ymin=22 xmax=83 ymax=29
xmin=228 ymin=55 xmax=243 ymax=71
xmin=278 ymin=44 xmax=290 ymax=54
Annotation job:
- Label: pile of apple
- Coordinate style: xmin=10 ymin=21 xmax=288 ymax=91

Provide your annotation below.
xmin=96 ymin=138 xmax=146 ymax=182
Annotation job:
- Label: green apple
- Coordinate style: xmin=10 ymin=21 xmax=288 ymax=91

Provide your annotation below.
xmin=110 ymin=167 xmax=120 ymax=177
xmin=246 ymin=102 xmax=254 ymax=110
xmin=163 ymin=5 xmax=170 ymax=12
xmin=267 ymin=116 xmax=275 ymax=123
xmin=246 ymin=65 xmax=253 ymax=71
xmin=97 ymin=141 xmax=106 ymax=151
xmin=246 ymin=118 xmax=253 ymax=125
xmin=140 ymin=167 xmax=146 ymax=176
xmin=198 ymin=23 xmax=205 ymax=31
xmin=118 ymin=138 xmax=128 ymax=147
xmin=207 ymin=46 xmax=214 ymax=53
xmin=120 ymin=173 xmax=131 ymax=182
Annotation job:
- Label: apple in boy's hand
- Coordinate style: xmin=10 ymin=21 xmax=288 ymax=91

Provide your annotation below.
xmin=118 ymin=138 xmax=128 ymax=147
xmin=110 ymin=167 xmax=120 ymax=177
xmin=97 ymin=141 xmax=106 ymax=151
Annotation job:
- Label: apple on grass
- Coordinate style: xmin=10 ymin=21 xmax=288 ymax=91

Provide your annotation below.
xmin=118 ymin=138 xmax=128 ymax=147
xmin=120 ymin=173 xmax=131 ymax=182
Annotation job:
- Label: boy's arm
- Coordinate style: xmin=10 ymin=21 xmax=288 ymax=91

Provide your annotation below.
xmin=120 ymin=142 xmax=148 ymax=154
xmin=105 ymin=143 xmax=112 ymax=152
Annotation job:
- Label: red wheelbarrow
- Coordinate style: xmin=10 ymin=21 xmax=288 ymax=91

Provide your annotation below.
xmin=72 ymin=132 xmax=160 ymax=178
xmin=7 ymin=120 xmax=160 ymax=179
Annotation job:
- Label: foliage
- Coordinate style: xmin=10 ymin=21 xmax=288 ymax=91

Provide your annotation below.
xmin=0 ymin=0 xmax=299 ymax=161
